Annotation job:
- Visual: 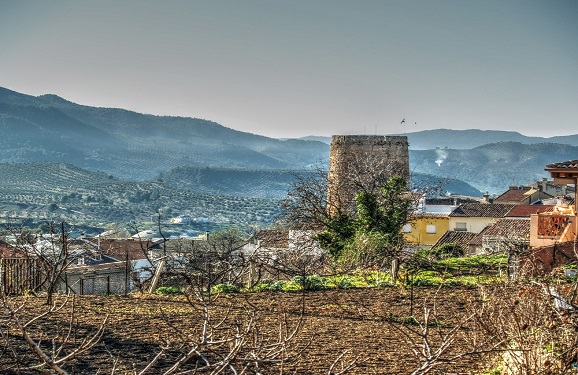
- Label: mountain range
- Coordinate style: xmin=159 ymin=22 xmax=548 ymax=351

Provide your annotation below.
xmin=301 ymin=131 xmax=578 ymax=150
xmin=1 ymin=86 xmax=577 ymax=210
xmin=0 ymin=87 xmax=329 ymax=180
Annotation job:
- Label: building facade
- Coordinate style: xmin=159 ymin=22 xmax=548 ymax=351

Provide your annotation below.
xmin=327 ymin=135 xmax=409 ymax=214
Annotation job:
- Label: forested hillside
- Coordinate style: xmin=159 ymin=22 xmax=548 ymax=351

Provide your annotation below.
xmin=0 ymin=163 xmax=282 ymax=229
xmin=410 ymin=142 xmax=578 ymax=194
xmin=1 ymin=86 xmax=575 ymax=197
xmin=0 ymin=87 xmax=329 ymax=179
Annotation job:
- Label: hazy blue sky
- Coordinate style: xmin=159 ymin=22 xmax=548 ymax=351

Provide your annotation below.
xmin=1 ymin=1 xmax=577 ymax=139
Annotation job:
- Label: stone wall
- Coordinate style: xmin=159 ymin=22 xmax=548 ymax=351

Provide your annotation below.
xmin=327 ymin=135 xmax=409 ymax=214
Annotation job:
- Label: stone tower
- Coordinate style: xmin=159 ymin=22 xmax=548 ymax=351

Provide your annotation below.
xmin=327 ymin=135 xmax=409 ymax=214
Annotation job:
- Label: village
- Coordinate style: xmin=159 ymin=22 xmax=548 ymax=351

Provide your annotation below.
xmin=1 ymin=136 xmax=577 ymax=374
xmin=1 ymin=137 xmax=577 ymax=296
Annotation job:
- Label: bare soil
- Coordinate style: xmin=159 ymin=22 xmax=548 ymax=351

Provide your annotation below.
xmin=2 ymin=286 xmax=491 ymax=375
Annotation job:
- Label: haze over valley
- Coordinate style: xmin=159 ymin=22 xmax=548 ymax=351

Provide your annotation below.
xmin=1 ymin=86 xmax=577 ymax=232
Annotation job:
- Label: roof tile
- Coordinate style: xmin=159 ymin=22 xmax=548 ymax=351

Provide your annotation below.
xmin=505 ymin=205 xmax=554 ymax=218
xmin=449 ymin=203 xmax=516 ymax=218
xmin=432 ymin=231 xmax=478 ymax=249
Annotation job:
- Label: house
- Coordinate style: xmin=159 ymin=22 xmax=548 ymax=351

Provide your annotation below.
xmin=448 ymin=203 xmax=516 ymax=233
xmin=520 ymin=160 xmax=578 ymax=276
xmin=493 ymin=186 xmax=553 ymax=205
xmin=480 ymin=219 xmax=530 ymax=254
xmin=527 ymin=178 xmax=572 ymax=198
xmin=404 ymin=201 xmax=457 ymax=247
xmin=404 ymin=213 xmax=451 ymax=247
xmin=505 ymin=204 xmax=554 ymax=219
xmin=57 ymin=240 xmax=131 ymax=295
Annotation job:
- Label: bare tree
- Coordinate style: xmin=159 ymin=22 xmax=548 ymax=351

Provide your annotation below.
xmin=473 ymin=282 xmax=578 ymax=374
xmin=282 ymin=154 xmax=443 ymax=283
xmin=133 ymin=230 xmax=311 ymax=374
xmin=0 ymin=293 xmax=108 ymax=374
xmin=253 ymin=229 xmax=330 ymax=290
xmin=1 ymin=221 xmax=74 ymax=305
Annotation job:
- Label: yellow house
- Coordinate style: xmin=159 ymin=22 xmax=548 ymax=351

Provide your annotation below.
xmin=404 ymin=213 xmax=450 ymax=246
xmin=448 ymin=203 xmax=516 ymax=233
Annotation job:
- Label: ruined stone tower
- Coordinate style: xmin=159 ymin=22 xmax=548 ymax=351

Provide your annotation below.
xmin=327 ymin=135 xmax=409 ymax=214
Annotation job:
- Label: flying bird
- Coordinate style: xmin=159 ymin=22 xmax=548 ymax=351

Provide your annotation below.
xmin=400 ymin=118 xmax=405 ymax=125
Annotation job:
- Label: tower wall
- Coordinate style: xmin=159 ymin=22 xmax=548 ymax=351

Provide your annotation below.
xmin=327 ymin=135 xmax=409 ymax=214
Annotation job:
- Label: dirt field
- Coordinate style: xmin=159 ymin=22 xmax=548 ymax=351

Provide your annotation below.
xmin=2 ymin=286 xmax=491 ymax=374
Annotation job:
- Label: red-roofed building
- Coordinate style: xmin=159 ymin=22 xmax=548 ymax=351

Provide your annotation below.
xmin=0 ymin=241 xmax=26 ymax=258
xmin=517 ymin=160 xmax=578 ymax=276
xmin=481 ymin=219 xmax=531 ymax=254
xmin=505 ymin=205 xmax=554 ymax=219
xmin=529 ymin=160 xmax=578 ymax=250
xmin=494 ymin=186 xmax=553 ymax=205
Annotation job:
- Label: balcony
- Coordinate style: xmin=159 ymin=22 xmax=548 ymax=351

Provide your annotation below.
xmin=530 ymin=208 xmax=576 ymax=248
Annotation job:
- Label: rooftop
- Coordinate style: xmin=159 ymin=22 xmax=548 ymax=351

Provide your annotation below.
xmin=545 ymin=160 xmax=578 ymax=170
xmin=431 ymin=230 xmax=478 ymax=249
xmin=449 ymin=203 xmax=516 ymax=218
xmin=505 ymin=204 xmax=554 ymax=218
xmin=483 ymin=219 xmax=530 ymax=239
xmin=494 ymin=186 xmax=545 ymax=204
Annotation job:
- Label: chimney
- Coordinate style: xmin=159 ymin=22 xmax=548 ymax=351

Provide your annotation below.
xmin=482 ymin=192 xmax=490 ymax=203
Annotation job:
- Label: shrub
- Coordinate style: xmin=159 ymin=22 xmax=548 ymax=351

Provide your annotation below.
xmin=210 ymin=283 xmax=240 ymax=294
xmin=291 ymin=275 xmax=329 ymax=291
xmin=155 ymin=286 xmax=181 ymax=295
xmin=331 ymin=275 xmax=355 ymax=289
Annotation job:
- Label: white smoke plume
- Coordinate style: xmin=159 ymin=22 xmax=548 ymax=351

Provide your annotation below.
xmin=435 ymin=148 xmax=448 ymax=167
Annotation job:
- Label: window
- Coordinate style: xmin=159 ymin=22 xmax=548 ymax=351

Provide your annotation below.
xmin=455 ymin=222 xmax=467 ymax=231
xmin=426 ymin=225 xmax=436 ymax=234
xmin=403 ymin=224 xmax=412 ymax=233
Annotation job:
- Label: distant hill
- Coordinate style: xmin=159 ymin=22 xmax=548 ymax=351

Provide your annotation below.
xmin=1 ymin=86 xmax=575 ymax=197
xmin=0 ymin=162 xmax=482 ymax=229
xmin=0 ymin=87 xmax=329 ymax=180
xmin=404 ymin=129 xmax=578 ymax=150
xmin=299 ymin=130 xmax=578 ymax=150
xmin=161 ymin=167 xmax=483 ymax=199
xmin=410 ymin=142 xmax=578 ymax=194
xmin=0 ymin=163 xmax=283 ymax=227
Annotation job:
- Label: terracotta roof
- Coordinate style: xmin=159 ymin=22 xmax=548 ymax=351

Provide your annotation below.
xmin=505 ymin=204 xmax=554 ymax=218
xmin=449 ymin=203 xmax=516 ymax=218
xmin=494 ymin=187 xmax=538 ymax=203
xmin=482 ymin=219 xmax=530 ymax=238
xmin=432 ymin=231 xmax=478 ymax=249
xmin=546 ymin=160 xmax=578 ymax=169
xmin=0 ymin=241 xmax=27 ymax=257
xmin=526 ymin=241 xmax=578 ymax=257
xmin=470 ymin=226 xmax=491 ymax=246
xmin=88 ymin=238 xmax=155 ymax=260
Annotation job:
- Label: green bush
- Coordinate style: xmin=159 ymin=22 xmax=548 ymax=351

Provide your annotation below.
xmin=331 ymin=275 xmax=355 ymax=289
xmin=211 ymin=283 xmax=240 ymax=294
xmin=155 ymin=286 xmax=181 ymax=295
xmin=291 ymin=275 xmax=329 ymax=290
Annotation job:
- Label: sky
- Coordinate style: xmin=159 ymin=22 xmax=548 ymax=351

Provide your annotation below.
xmin=1 ymin=0 xmax=577 ymax=139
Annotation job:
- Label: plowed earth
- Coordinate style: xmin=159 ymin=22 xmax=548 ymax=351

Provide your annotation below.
xmin=2 ymin=287 xmax=490 ymax=374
